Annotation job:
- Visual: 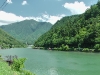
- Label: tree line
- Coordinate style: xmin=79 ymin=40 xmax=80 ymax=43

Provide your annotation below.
xmin=34 ymin=1 xmax=100 ymax=52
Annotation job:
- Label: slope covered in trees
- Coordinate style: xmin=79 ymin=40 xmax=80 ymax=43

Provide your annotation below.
xmin=0 ymin=20 xmax=52 ymax=44
xmin=0 ymin=28 xmax=25 ymax=49
xmin=34 ymin=1 xmax=100 ymax=52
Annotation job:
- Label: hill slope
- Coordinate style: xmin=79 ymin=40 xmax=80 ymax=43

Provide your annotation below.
xmin=0 ymin=28 xmax=25 ymax=49
xmin=34 ymin=1 xmax=100 ymax=51
xmin=0 ymin=20 xmax=52 ymax=44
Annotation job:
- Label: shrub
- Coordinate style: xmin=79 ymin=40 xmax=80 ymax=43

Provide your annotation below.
xmin=65 ymin=45 xmax=69 ymax=51
xmin=82 ymin=48 xmax=89 ymax=52
xmin=73 ymin=48 xmax=78 ymax=51
xmin=94 ymin=44 xmax=100 ymax=51
xmin=53 ymin=47 xmax=58 ymax=50
xmin=94 ymin=44 xmax=100 ymax=49
xmin=60 ymin=44 xmax=69 ymax=51
xmin=11 ymin=58 xmax=26 ymax=71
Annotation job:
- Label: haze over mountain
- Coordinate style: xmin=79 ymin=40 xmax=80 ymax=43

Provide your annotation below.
xmin=0 ymin=20 xmax=52 ymax=44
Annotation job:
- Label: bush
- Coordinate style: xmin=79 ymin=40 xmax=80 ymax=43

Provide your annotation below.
xmin=60 ymin=44 xmax=69 ymax=51
xmin=65 ymin=45 xmax=69 ymax=51
xmin=94 ymin=44 xmax=100 ymax=51
xmin=73 ymin=48 xmax=78 ymax=51
xmin=82 ymin=48 xmax=89 ymax=52
xmin=53 ymin=47 xmax=58 ymax=50
xmin=58 ymin=47 xmax=62 ymax=51
xmin=11 ymin=58 xmax=26 ymax=71
xmin=11 ymin=58 xmax=35 ymax=75
xmin=94 ymin=44 xmax=100 ymax=49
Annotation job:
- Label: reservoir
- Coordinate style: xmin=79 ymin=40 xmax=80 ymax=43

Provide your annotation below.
xmin=0 ymin=48 xmax=100 ymax=75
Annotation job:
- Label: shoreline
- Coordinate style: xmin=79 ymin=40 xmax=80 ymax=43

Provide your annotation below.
xmin=33 ymin=47 xmax=100 ymax=53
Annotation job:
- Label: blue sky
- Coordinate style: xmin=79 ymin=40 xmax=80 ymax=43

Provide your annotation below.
xmin=0 ymin=0 xmax=98 ymax=25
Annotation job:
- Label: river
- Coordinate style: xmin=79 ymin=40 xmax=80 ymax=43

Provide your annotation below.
xmin=0 ymin=48 xmax=100 ymax=75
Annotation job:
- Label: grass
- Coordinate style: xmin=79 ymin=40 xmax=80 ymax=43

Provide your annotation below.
xmin=0 ymin=57 xmax=35 ymax=75
xmin=0 ymin=59 xmax=20 ymax=75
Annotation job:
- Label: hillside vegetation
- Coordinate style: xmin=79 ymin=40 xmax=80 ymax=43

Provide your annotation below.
xmin=0 ymin=28 xmax=25 ymax=49
xmin=0 ymin=20 xmax=52 ymax=44
xmin=0 ymin=56 xmax=35 ymax=75
xmin=34 ymin=1 xmax=100 ymax=52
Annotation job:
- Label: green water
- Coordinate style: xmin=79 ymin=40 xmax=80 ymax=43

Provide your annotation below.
xmin=0 ymin=48 xmax=100 ymax=75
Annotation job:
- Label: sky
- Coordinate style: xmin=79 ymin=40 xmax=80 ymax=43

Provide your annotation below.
xmin=0 ymin=0 xmax=98 ymax=25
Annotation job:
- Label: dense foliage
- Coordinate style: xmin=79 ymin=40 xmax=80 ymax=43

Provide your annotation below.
xmin=0 ymin=28 xmax=25 ymax=49
xmin=0 ymin=20 xmax=52 ymax=44
xmin=11 ymin=58 xmax=35 ymax=75
xmin=11 ymin=58 xmax=26 ymax=71
xmin=34 ymin=1 xmax=100 ymax=52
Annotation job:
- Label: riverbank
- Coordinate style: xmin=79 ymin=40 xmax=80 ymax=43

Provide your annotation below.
xmin=0 ymin=55 xmax=35 ymax=75
xmin=33 ymin=46 xmax=100 ymax=53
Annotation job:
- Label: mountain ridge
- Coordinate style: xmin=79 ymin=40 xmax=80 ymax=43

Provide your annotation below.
xmin=0 ymin=20 xmax=52 ymax=44
xmin=0 ymin=28 xmax=25 ymax=49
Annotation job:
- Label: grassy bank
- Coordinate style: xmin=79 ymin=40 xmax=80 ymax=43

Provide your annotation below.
xmin=0 ymin=59 xmax=20 ymax=75
xmin=0 ymin=56 xmax=35 ymax=75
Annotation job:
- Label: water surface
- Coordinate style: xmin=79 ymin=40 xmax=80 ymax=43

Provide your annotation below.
xmin=0 ymin=48 xmax=100 ymax=75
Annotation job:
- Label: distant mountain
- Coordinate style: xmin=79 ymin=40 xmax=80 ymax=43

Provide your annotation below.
xmin=0 ymin=28 xmax=25 ymax=49
xmin=34 ymin=1 xmax=100 ymax=52
xmin=0 ymin=20 xmax=52 ymax=44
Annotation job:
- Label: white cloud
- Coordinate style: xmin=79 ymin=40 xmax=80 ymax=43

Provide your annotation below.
xmin=6 ymin=0 xmax=12 ymax=4
xmin=63 ymin=1 xmax=90 ymax=14
xmin=0 ymin=11 xmax=27 ymax=25
xmin=33 ymin=13 xmax=65 ymax=24
xmin=41 ymin=14 xmax=65 ymax=24
xmin=0 ymin=11 xmax=66 ymax=25
xmin=22 ymin=1 xmax=27 ymax=5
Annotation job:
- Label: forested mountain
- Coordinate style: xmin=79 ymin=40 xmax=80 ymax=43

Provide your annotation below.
xmin=34 ymin=1 xmax=100 ymax=52
xmin=0 ymin=20 xmax=52 ymax=44
xmin=0 ymin=28 xmax=25 ymax=49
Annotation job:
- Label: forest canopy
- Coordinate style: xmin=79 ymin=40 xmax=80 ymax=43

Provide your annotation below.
xmin=0 ymin=28 xmax=25 ymax=49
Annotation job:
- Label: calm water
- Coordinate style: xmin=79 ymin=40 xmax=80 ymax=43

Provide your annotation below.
xmin=0 ymin=48 xmax=100 ymax=75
